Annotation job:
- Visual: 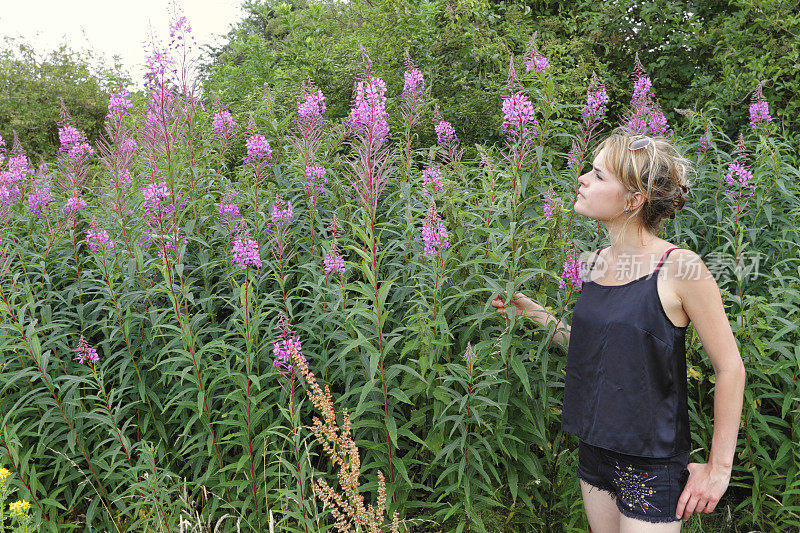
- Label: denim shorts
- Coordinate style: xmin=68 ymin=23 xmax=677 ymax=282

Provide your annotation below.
xmin=577 ymin=440 xmax=690 ymax=524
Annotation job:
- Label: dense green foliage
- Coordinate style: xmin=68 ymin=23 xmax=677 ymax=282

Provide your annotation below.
xmin=0 ymin=38 xmax=128 ymax=161
xmin=204 ymin=0 xmax=800 ymax=159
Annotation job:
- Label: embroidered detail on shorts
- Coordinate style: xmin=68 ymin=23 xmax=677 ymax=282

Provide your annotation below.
xmin=613 ymin=460 xmax=661 ymax=514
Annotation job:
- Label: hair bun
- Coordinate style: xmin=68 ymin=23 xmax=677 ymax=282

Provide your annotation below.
xmin=668 ymin=188 xmax=688 ymax=219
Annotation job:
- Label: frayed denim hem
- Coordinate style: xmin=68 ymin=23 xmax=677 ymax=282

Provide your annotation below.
xmin=617 ymin=502 xmax=683 ymax=524
xmin=577 ymin=470 xmax=617 ymax=498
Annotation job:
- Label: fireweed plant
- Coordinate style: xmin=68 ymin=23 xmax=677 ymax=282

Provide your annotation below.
xmin=0 ymin=19 xmax=799 ymax=533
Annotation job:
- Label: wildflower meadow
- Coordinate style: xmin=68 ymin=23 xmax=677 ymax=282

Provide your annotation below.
xmin=1 ymin=10 xmax=799 ymax=533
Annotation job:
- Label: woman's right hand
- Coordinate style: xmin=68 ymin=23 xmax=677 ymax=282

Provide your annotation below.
xmin=491 ymin=292 xmax=536 ymax=318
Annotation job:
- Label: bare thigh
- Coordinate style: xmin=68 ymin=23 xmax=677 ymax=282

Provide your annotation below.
xmin=619 ymin=514 xmax=682 ymax=532
xmin=580 ymin=478 xmax=619 ymax=533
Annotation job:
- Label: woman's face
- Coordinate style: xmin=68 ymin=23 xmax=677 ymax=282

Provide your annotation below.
xmin=573 ymin=146 xmax=631 ymax=221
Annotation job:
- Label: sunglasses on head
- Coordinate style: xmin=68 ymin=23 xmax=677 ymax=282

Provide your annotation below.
xmin=628 ymin=136 xmax=652 ymax=151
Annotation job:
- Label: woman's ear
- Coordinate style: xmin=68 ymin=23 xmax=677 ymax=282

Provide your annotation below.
xmin=631 ymin=191 xmax=647 ymax=211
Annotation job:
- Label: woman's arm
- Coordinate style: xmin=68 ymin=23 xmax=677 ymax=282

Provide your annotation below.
xmin=522 ymin=301 xmax=570 ymax=348
xmin=491 ymin=293 xmax=570 ymax=348
xmin=671 ymin=249 xmax=746 ymax=520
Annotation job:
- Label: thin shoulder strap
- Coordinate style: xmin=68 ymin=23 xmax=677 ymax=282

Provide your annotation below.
xmin=588 ymin=247 xmax=605 ymax=272
xmin=654 ymin=246 xmax=680 ymax=273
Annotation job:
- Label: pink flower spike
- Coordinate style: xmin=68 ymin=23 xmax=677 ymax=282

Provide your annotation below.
xmin=526 ymin=54 xmax=550 ymax=73
xmin=213 ymin=109 xmax=238 ymax=140
xmin=273 ymin=333 xmax=305 ymax=375
xmin=421 ymin=200 xmax=449 ymax=256
xmin=559 ymin=250 xmax=587 ymax=290
xmin=65 ymin=196 xmax=87 ymax=213
xmin=421 ymin=165 xmax=444 ymax=197
xmin=245 ymin=134 xmax=272 ymax=166
xmin=86 ymin=227 xmax=115 ymax=254
xmin=270 ymin=199 xmax=293 ymax=225
xmin=232 ymin=237 xmax=261 ymax=269
xmin=73 ymin=336 xmax=100 ymax=366
xmin=304 ymin=165 xmax=327 ymax=194
xmin=323 ymin=241 xmax=345 ymax=275
xmin=434 ymin=121 xmax=456 ymax=147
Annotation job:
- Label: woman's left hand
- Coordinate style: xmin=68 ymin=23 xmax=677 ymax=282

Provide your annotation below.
xmin=675 ymin=461 xmax=731 ymax=521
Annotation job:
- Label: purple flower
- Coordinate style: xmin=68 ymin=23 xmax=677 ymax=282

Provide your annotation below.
xmin=86 ymin=227 xmax=115 ymax=254
xmin=749 ymin=85 xmax=772 ymax=131
xmin=297 ymin=89 xmax=327 ymax=125
xmin=347 ymin=75 xmax=390 ymax=140
xmin=725 ymin=161 xmax=755 ymax=198
xmin=107 ymin=89 xmax=133 ymax=121
xmin=402 ymin=68 xmax=425 ymax=98
xmin=143 ymin=181 xmax=170 ymax=215
xmin=0 ymin=151 xmax=30 ymax=206
xmin=73 ymin=336 xmax=100 ymax=366
xmin=144 ymin=47 xmax=175 ymax=90
xmin=501 ymin=92 xmax=538 ymax=144
xmin=231 ymin=237 xmax=261 ymax=269
xmin=68 ymin=142 xmax=94 ymax=160
xmin=648 ymin=103 xmax=671 ymax=136
xmin=213 ymin=110 xmax=238 ymax=140
xmin=65 ymin=196 xmax=88 ymax=213
xmin=120 ymin=137 xmax=137 ymax=154
xmin=270 ymin=200 xmax=293 ymax=225
xmin=218 ymin=200 xmax=241 ymax=224
xmin=526 ymin=54 xmax=550 ymax=73
xmin=626 ymin=57 xmax=671 ymax=137
xmin=169 ymin=15 xmax=192 ymax=41
xmin=421 ymin=200 xmax=449 ymax=256
xmin=7 ymin=155 xmax=31 ymax=179
xmin=559 ymin=250 xmax=587 ymax=290
xmin=434 ymin=121 xmax=456 ymax=147
xmin=543 ymin=186 xmax=562 ymax=221
xmin=582 ymin=84 xmax=609 ymax=122
xmin=245 ymin=134 xmax=272 ymax=165
xmin=627 ymin=113 xmax=648 ymax=136
xmin=58 ymin=125 xmax=94 ymax=160
xmin=323 ymin=243 xmax=345 ymax=275
xmin=421 ymin=165 xmax=443 ymax=197
xmin=304 ymin=165 xmax=327 ymax=194
xmin=273 ymin=334 xmax=305 ymax=374
xmin=631 ymin=75 xmax=653 ymax=103
xmin=566 ymin=141 xmax=580 ymax=170
xmin=697 ymin=134 xmax=709 ymax=154
xmin=0 ymin=183 xmax=19 ymax=206
xmin=58 ymin=126 xmax=83 ymax=151
xmin=28 ymin=179 xmax=53 ymax=217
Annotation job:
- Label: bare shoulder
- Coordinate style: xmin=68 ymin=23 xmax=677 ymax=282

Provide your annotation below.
xmin=661 ymin=248 xmax=719 ymax=300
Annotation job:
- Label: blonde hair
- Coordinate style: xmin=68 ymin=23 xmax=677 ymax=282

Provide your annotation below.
xmin=592 ymin=126 xmax=694 ymax=242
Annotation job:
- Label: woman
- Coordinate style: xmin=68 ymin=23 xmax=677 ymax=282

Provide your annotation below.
xmin=492 ymin=128 xmax=746 ymax=531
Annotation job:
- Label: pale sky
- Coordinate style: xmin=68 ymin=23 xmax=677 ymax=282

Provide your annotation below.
xmin=0 ymin=0 xmax=245 ymax=87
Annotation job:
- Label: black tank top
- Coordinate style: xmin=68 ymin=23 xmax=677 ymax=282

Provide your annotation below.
xmin=561 ymin=246 xmax=690 ymax=458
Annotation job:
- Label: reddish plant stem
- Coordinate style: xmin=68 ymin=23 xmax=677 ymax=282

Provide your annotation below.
xmin=243 ymin=275 xmax=261 ymax=526
xmin=369 ymin=213 xmax=394 ymax=483
xmin=90 ymin=365 xmax=133 ymax=468
xmin=288 ymin=377 xmax=309 ymax=532
xmin=462 ymin=369 xmax=475 ymax=531
xmin=100 ymin=252 xmax=159 ymax=431
xmin=0 ymin=287 xmax=117 ymax=527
